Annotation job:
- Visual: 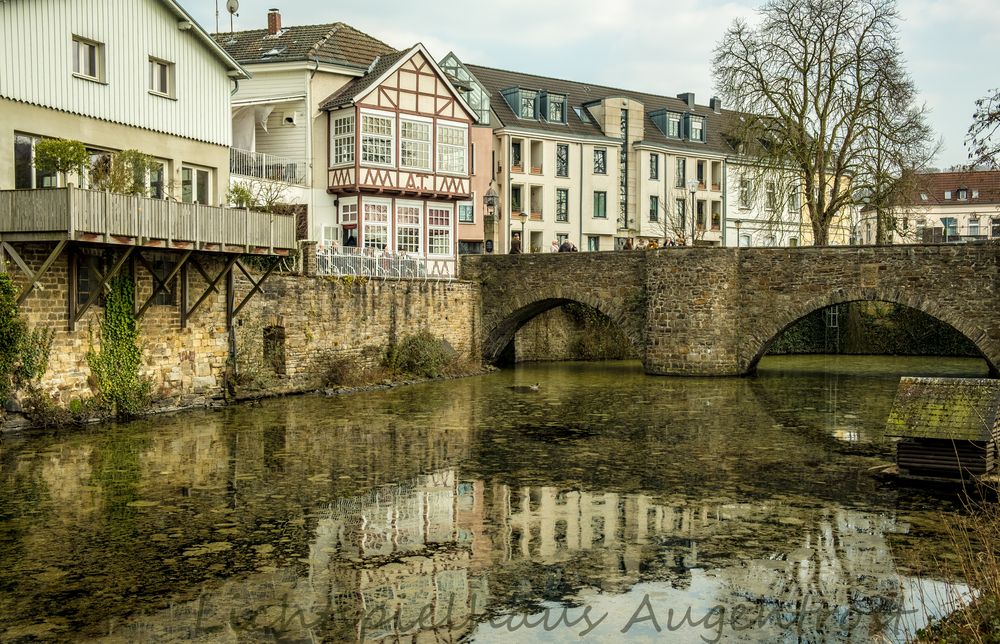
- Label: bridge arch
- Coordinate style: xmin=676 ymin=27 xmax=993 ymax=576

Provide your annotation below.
xmin=743 ymin=286 xmax=998 ymax=374
xmin=481 ymin=287 xmax=645 ymax=364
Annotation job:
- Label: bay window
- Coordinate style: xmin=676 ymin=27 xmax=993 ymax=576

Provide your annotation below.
xmin=330 ymin=113 xmax=355 ymax=166
xmin=437 ymin=123 xmax=467 ymax=174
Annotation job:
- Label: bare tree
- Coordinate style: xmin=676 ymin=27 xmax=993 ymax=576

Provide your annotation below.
xmin=713 ymin=0 xmax=935 ymax=245
xmin=646 ymin=199 xmax=705 ymax=246
xmin=968 ymin=88 xmax=1000 ymax=168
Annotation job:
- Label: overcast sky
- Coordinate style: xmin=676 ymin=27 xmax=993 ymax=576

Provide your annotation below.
xmin=192 ymin=0 xmax=999 ymax=169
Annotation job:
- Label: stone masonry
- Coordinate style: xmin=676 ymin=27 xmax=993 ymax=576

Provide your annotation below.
xmin=462 ymin=244 xmax=1000 ymax=376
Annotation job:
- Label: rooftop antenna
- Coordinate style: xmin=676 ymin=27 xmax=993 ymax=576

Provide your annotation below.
xmin=226 ymin=0 xmax=239 ymax=33
xmin=215 ymin=0 xmax=218 ymax=32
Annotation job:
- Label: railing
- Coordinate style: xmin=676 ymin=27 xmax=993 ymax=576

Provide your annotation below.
xmin=315 ymin=246 xmax=455 ymax=280
xmin=0 ymin=188 xmax=297 ymax=252
xmin=230 ymin=148 xmax=306 ymax=186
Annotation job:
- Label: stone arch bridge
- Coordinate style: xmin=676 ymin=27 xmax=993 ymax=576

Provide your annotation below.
xmin=460 ymin=245 xmax=1000 ymax=376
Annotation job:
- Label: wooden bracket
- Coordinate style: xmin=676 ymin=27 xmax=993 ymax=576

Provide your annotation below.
xmin=2 ymin=240 xmax=67 ymax=305
xmin=135 ymin=250 xmax=192 ymax=319
xmin=229 ymin=257 xmax=279 ymax=327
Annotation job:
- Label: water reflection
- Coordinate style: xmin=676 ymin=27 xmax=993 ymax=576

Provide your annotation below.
xmin=0 ymin=357 xmax=984 ymax=641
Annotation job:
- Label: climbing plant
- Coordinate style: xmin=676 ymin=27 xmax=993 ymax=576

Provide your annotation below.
xmin=0 ymin=273 xmax=53 ymax=406
xmin=86 ymin=274 xmax=152 ymax=418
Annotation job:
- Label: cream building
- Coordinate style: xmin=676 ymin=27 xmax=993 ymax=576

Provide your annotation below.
xmin=0 ymin=0 xmax=247 ymax=203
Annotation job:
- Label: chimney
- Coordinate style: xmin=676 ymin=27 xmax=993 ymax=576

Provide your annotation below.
xmin=677 ymin=92 xmax=695 ymax=109
xmin=267 ymin=8 xmax=281 ymax=35
xmin=710 ymin=97 xmax=722 ymax=113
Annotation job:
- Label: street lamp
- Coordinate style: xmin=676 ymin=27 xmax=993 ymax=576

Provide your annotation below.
xmin=686 ymin=178 xmax=699 ymax=245
xmin=483 ymin=187 xmax=499 ymax=253
xmin=733 ymin=219 xmax=743 ymax=247
xmin=518 ymin=211 xmax=528 ymax=253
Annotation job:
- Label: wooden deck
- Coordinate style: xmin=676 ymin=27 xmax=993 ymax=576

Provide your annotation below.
xmin=0 ymin=188 xmax=297 ymax=253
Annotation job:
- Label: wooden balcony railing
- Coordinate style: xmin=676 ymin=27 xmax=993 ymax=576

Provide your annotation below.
xmin=0 ymin=188 xmax=297 ymax=253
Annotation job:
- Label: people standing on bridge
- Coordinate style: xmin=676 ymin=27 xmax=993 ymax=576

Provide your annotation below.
xmin=510 ymin=233 xmax=522 ymax=254
xmin=550 ymin=239 xmax=560 ymax=253
xmin=623 ymin=238 xmax=634 ymax=251
xmin=559 ymin=240 xmax=577 ymax=252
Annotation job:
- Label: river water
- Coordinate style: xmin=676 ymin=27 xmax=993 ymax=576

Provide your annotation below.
xmin=0 ymin=356 xmax=990 ymax=642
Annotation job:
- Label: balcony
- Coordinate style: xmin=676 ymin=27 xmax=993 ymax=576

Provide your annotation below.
xmin=0 ymin=188 xmax=297 ymax=253
xmin=230 ymin=148 xmax=306 ymax=185
xmin=315 ymin=246 xmax=454 ymax=280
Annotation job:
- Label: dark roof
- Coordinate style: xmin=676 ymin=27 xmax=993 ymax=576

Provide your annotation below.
xmin=212 ymin=22 xmax=396 ymax=68
xmin=885 ymin=377 xmax=1000 ymax=441
xmin=466 ymin=63 xmax=737 ymax=154
xmin=320 ymin=48 xmax=410 ymax=110
xmin=906 ymin=170 xmax=1000 ymax=207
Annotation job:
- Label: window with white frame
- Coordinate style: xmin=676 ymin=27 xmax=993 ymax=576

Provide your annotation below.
xmin=396 ymin=203 xmax=422 ymax=254
xmin=400 ymin=118 xmax=431 ymax=171
xmin=330 ymin=113 xmax=355 ymax=166
xmin=650 ymin=153 xmax=659 ymax=180
xmin=437 ymin=124 xmax=467 ymax=174
xmin=363 ymin=200 xmax=390 ymax=250
xmin=667 ymin=112 xmax=681 ymax=138
xmin=340 ymin=199 xmax=358 ymax=224
xmin=360 ymin=113 xmax=393 ymax=166
xmin=788 ymin=186 xmax=800 ymax=213
xmin=969 ymin=216 xmax=980 ymax=236
xmin=556 ymin=188 xmax=569 ymax=222
xmin=690 ymin=116 xmax=704 ymax=141
xmin=458 ymin=201 xmax=475 ymax=223
xmin=427 ymin=206 xmax=453 ymax=255
xmin=765 ymin=181 xmax=777 ymax=211
xmin=181 ymin=165 xmax=211 ymax=204
xmin=73 ymin=36 xmax=104 ymax=81
xmin=13 ymin=134 xmax=58 ymax=189
xmin=148 ymin=57 xmax=174 ymax=97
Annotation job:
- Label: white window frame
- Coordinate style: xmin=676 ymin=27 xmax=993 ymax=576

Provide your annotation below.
xmin=181 ymin=164 xmax=212 ymax=205
xmin=330 ymin=111 xmax=355 ymax=167
xmin=362 ymin=198 xmax=391 ymax=250
xmin=400 ymin=116 xmax=432 ymax=171
xmin=458 ymin=199 xmax=475 ymax=224
xmin=339 ymin=196 xmax=359 ymax=224
xmin=436 ymin=120 xmax=468 ymax=175
xmin=359 ymin=109 xmax=395 ymax=168
xmin=427 ymin=205 xmax=454 ymax=257
xmin=13 ymin=133 xmax=58 ymax=189
xmin=395 ymin=201 xmax=423 ymax=255
xmin=73 ymin=35 xmax=104 ymax=82
xmin=691 ymin=116 xmax=704 ymax=141
xmin=148 ymin=56 xmax=174 ymax=98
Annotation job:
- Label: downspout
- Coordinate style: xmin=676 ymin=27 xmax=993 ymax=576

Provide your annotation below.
xmin=722 ymin=159 xmax=728 ymax=247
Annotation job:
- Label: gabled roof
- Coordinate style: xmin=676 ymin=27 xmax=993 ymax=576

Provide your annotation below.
xmin=319 ymin=44 xmax=480 ymax=122
xmin=466 ymin=63 xmax=737 ymax=154
xmin=905 ymin=170 xmax=1000 ymax=207
xmin=160 ymin=0 xmax=248 ymax=78
xmin=886 ymin=377 xmax=1000 ymax=441
xmin=212 ymin=21 xmax=396 ymax=68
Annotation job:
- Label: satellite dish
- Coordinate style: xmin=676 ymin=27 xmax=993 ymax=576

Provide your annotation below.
xmin=226 ymin=0 xmax=239 ymax=14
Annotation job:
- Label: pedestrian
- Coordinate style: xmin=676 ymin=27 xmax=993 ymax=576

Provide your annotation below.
xmin=510 ymin=233 xmax=522 ymax=254
xmin=550 ymin=239 xmax=560 ymax=253
xmin=623 ymin=238 xmax=634 ymax=251
xmin=559 ymin=239 xmax=573 ymax=252
xmin=648 ymin=239 xmax=659 ymax=250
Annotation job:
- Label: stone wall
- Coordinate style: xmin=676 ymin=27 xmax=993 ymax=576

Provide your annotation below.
xmin=4 ymin=243 xmax=481 ymax=413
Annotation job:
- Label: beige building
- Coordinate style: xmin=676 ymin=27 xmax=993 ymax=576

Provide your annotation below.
xmin=0 ymin=0 xmax=247 ymax=203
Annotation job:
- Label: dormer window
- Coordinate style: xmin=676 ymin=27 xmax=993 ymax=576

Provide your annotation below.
xmin=690 ymin=115 xmax=705 ymax=142
xmin=574 ymin=106 xmax=592 ymax=124
xmin=520 ymin=90 xmax=537 ymax=119
xmin=973 ymin=189 xmax=980 ymax=198
xmin=957 ymin=187 xmax=968 ymax=200
xmin=501 ymin=87 xmax=539 ymax=119
xmin=920 ymin=193 xmax=928 ymax=201
xmin=944 ymin=191 xmax=952 ymax=200
xmin=544 ymin=93 xmax=567 ymax=123
xmin=668 ymin=112 xmax=681 ymax=137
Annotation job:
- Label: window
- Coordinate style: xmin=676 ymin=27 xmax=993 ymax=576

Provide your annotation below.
xmin=739 ymin=233 xmax=752 ymax=248
xmin=556 ymin=188 xmax=569 ymax=222
xmin=969 ymin=217 xmax=980 ymax=236
xmin=711 ymin=201 xmax=721 ymax=230
xmin=941 ymin=217 xmax=958 ymax=239
xmin=993 ymin=218 xmax=1000 ymax=238
xmin=437 ymin=123 xmax=467 ymax=174
xmin=396 ymin=203 xmax=421 ymax=254
xmin=548 ymin=95 xmax=565 ymax=122
xmin=363 ymin=200 xmax=390 ymax=250
xmin=150 ymin=258 xmax=177 ymax=306
xmin=360 ymin=113 xmax=394 ymax=166
xmin=73 ymin=36 xmax=103 ymax=81
xmin=557 ymin=233 xmax=568 ymax=245
xmin=593 ymin=191 xmax=607 ymax=218
xmin=650 ymin=154 xmax=659 ymax=180
xmin=696 ymin=160 xmax=706 ymax=186
xmin=973 ymin=189 xmax=980 ymax=198
xmin=789 ymin=237 xmax=799 ymax=247
xmin=944 ymin=191 xmax=952 ymax=200
xmin=511 ymin=185 xmax=523 ymax=212
xmin=649 ymin=196 xmax=659 ymax=222
xmin=330 ymin=113 xmax=355 ymax=166
xmin=340 ymin=200 xmax=358 ymax=224
xmin=739 ymin=177 xmax=751 ymax=209
xmin=520 ymin=90 xmax=537 ymax=118
xmin=148 ymin=160 xmax=166 ymax=199
xmin=675 ymin=199 xmax=686 ymax=229
xmin=920 ymin=193 xmax=928 ymax=201
xmin=675 ymin=158 xmax=686 ymax=188
xmin=13 ymin=134 xmax=57 ymax=189
xmin=556 ymin=144 xmax=569 ymax=177
xmin=788 ymin=187 xmax=800 ymax=213
xmin=765 ymin=181 xmax=777 ymax=211
xmin=458 ymin=201 xmax=475 ymax=223
xmin=696 ymin=200 xmax=706 ymax=228
xmin=668 ymin=112 xmax=681 ymax=138
xmin=181 ymin=165 xmax=211 ymax=204
xmin=400 ymin=119 xmax=431 ymax=170
xmin=958 ymin=188 xmax=968 ymax=200
xmin=428 ymin=206 xmax=453 ymax=255
xmin=594 ymin=148 xmax=607 ymax=174
xmin=511 ymin=140 xmax=523 ymax=169
xmin=690 ymin=116 xmax=704 ymax=141
xmin=148 ymin=57 xmax=174 ymax=97
xmin=587 ymin=236 xmax=600 ymax=252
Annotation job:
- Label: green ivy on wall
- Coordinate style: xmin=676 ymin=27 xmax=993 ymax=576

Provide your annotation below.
xmin=0 ymin=272 xmax=53 ymax=406
xmin=86 ymin=274 xmax=152 ymax=418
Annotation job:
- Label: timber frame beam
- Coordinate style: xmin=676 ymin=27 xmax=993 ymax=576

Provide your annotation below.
xmin=2 ymin=240 xmax=68 ymax=305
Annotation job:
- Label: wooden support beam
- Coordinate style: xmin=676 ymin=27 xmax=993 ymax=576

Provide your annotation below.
xmin=67 ymin=245 xmax=78 ymax=332
xmin=2 ymin=240 xmax=68 ymax=305
xmin=231 ymin=257 xmax=279 ymax=321
xmin=135 ymin=250 xmax=192 ymax=319
xmin=184 ymin=255 xmax=239 ymax=324
xmin=180 ymin=260 xmax=189 ymax=329
xmin=72 ymin=248 xmax=134 ymax=326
